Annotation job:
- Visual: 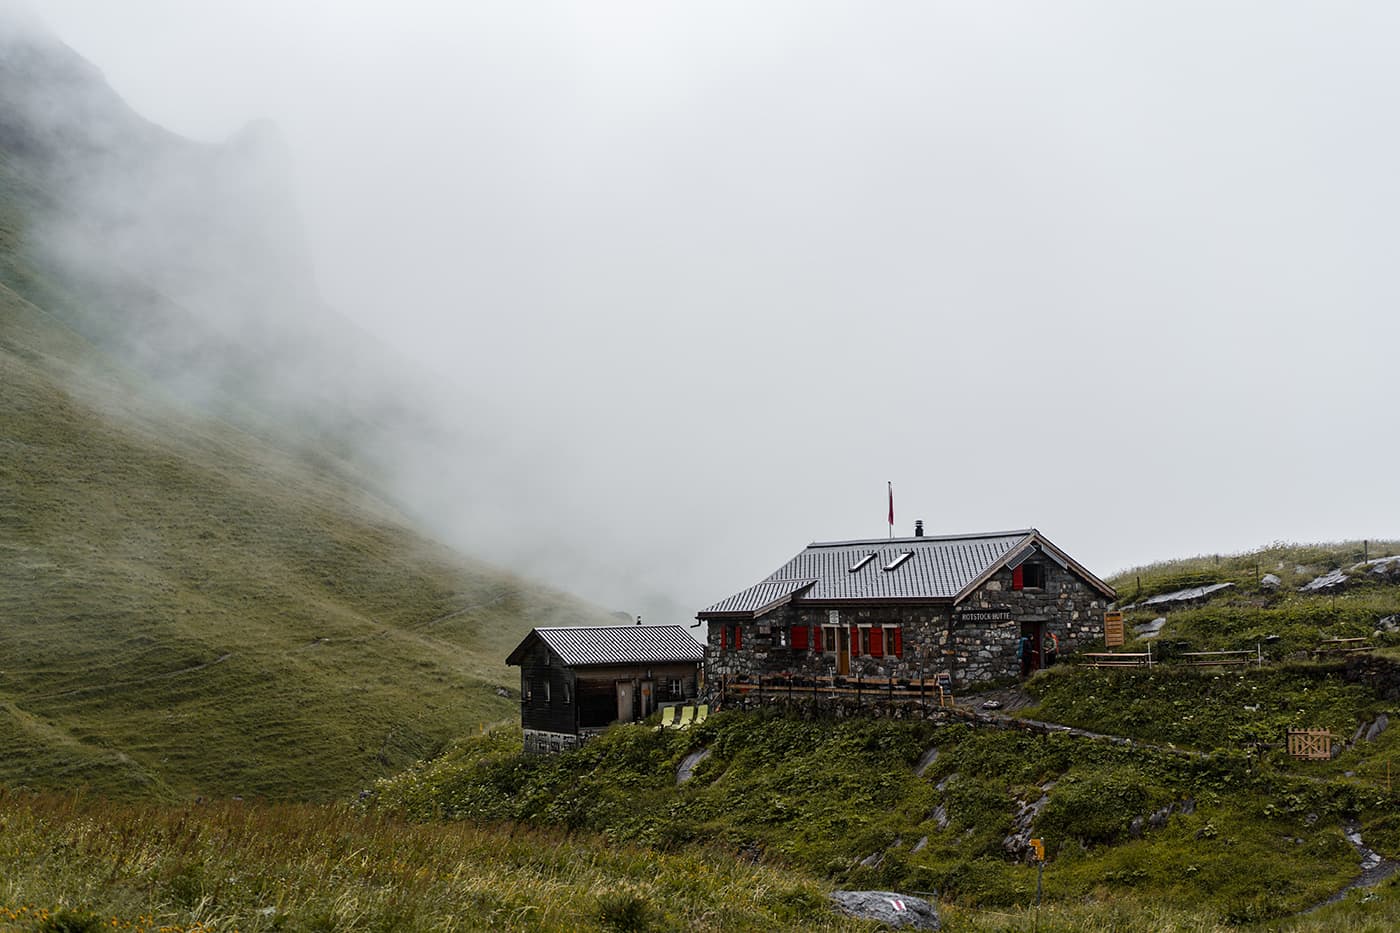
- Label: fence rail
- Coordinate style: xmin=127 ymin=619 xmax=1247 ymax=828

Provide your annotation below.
xmin=718 ymin=673 xmax=955 ymax=714
xmin=1178 ymin=647 xmax=1263 ymax=668
xmin=1080 ymin=646 xmax=1153 ymax=669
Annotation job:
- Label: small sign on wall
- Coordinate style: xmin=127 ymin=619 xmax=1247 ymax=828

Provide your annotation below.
xmin=1104 ymin=610 xmax=1125 ymax=647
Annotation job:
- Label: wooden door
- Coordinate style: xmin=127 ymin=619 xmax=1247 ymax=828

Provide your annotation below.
xmin=837 ymin=627 xmax=850 ymax=675
xmin=1020 ymin=621 xmax=1044 ymax=671
xmin=639 ymin=680 xmax=655 ymax=718
xmin=615 ymin=680 xmax=634 ymax=723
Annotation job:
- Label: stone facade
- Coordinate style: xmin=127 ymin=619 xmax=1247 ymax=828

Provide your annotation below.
xmin=706 ymin=560 xmax=1107 ymax=688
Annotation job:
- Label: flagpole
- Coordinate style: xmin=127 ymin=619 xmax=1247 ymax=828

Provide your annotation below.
xmin=888 ymin=481 xmax=894 ymax=539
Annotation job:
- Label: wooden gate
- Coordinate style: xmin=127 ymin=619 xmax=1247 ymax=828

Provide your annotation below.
xmin=1287 ymin=728 xmax=1333 ymax=761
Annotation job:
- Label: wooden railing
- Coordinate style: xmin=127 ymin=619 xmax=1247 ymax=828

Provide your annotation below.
xmin=718 ymin=673 xmax=955 ymax=711
xmin=1312 ymin=638 xmax=1374 ymax=659
xmin=1178 ymin=647 xmax=1263 ymax=668
xmin=1079 ymin=646 xmax=1153 ymax=669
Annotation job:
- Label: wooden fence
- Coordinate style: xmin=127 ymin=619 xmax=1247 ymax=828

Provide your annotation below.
xmin=1178 ymin=647 xmax=1263 ymax=668
xmin=718 ymin=673 xmax=955 ymax=715
xmin=1079 ymin=643 xmax=1270 ymax=670
xmin=1080 ymin=645 xmax=1153 ymax=669
xmin=1287 ymin=728 xmax=1335 ymax=761
xmin=1312 ymin=638 xmax=1374 ymax=659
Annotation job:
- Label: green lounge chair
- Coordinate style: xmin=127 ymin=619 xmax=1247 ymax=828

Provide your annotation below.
xmin=676 ymin=706 xmax=695 ymax=729
xmin=656 ymin=706 xmax=676 ymax=730
xmin=692 ymin=704 xmax=709 ymax=727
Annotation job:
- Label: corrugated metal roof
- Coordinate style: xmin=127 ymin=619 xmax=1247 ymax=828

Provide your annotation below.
xmin=510 ymin=624 xmax=706 ymax=667
xmin=698 ymin=578 xmax=817 ymax=617
xmin=699 ymin=530 xmax=1036 ymax=618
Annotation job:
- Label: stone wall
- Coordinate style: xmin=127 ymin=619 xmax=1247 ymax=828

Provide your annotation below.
xmin=705 ymin=558 xmax=1108 ymax=689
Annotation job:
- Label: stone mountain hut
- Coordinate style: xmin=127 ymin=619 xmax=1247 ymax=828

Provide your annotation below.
xmin=697 ymin=526 xmax=1115 ymax=688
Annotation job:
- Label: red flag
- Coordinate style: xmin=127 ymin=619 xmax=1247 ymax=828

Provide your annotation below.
xmin=887 ymin=482 xmax=894 ymax=528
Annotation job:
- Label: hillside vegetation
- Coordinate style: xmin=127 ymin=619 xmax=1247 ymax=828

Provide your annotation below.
xmin=0 ymin=271 xmax=608 ymax=800
xmin=0 ymin=32 xmax=608 ymax=802
xmin=0 ymin=790 xmax=861 ymax=933
xmin=371 ymin=669 xmax=1400 ymax=928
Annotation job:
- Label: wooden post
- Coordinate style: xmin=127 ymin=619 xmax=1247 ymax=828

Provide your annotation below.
xmin=856 ymin=674 xmax=862 ymax=704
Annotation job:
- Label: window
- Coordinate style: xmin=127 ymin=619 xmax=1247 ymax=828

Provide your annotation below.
xmin=544 ymin=681 xmax=552 ymax=704
xmin=773 ymin=626 xmax=789 ymax=648
xmin=884 ymin=626 xmax=903 ymax=658
xmin=562 ymin=682 xmax=572 ymax=705
xmin=882 ymin=552 xmax=914 ymax=572
xmin=667 ymin=677 xmax=684 ymax=700
xmin=1013 ymin=562 xmax=1045 ymax=590
xmin=859 ymin=627 xmax=872 ymax=656
xmin=849 ymin=552 xmax=877 ymax=572
xmin=823 ymin=627 xmax=838 ymax=653
xmin=719 ymin=624 xmax=743 ymax=650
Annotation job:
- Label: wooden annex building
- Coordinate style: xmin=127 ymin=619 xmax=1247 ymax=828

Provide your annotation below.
xmin=698 ymin=526 xmax=1116 ymax=689
xmin=506 ymin=624 xmax=705 ymax=754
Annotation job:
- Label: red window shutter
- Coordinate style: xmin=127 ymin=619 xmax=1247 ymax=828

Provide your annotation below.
xmin=1012 ymin=566 xmax=1025 ymax=590
xmin=719 ymin=625 xmax=727 ymax=649
xmin=734 ymin=626 xmax=742 ymax=650
xmin=791 ymin=624 xmax=808 ymax=650
xmin=812 ymin=625 xmax=821 ymax=651
xmin=893 ymin=627 xmax=903 ymax=658
xmin=849 ymin=624 xmax=860 ymax=657
xmin=870 ymin=626 xmax=884 ymax=657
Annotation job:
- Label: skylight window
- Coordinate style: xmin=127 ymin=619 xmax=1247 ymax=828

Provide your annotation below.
xmin=848 ymin=552 xmax=877 ymax=573
xmin=883 ymin=552 xmax=914 ymax=572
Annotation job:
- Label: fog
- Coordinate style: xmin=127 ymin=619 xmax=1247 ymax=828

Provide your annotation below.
xmin=19 ymin=2 xmax=1400 ymax=620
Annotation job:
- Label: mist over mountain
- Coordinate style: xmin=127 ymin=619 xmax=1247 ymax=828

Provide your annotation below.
xmin=0 ymin=16 xmax=628 ymax=798
xmin=0 ymin=15 xmax=688 ymax=624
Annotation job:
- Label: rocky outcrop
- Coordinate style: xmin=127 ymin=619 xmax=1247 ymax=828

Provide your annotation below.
xmin=829 ymin=891 xmax=940 ymax=930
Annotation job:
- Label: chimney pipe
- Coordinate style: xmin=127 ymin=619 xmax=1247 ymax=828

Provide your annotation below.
xmin=914 ymin=520 xmax=924 ymax=537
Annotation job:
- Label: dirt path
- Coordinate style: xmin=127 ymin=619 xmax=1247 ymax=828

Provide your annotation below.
xmin=25 ymin=653 xmax=234 ymax=701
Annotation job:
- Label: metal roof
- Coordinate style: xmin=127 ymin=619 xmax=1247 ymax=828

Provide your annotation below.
xmin=698 ymin=578 xmax=818 ymax=618
xmin=507 ymin=624 xmax=706 ymax=668
xmin=698 ymin=529 xmax=1115 ymax=618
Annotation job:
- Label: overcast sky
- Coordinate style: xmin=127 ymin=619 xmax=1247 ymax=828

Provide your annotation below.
xmin=28 ymin=2 xmax=1400 ymax=616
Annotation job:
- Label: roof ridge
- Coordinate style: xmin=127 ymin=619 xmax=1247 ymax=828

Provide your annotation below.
xmin=809 ymin=529 xmax=1035 ymax=548
xmin=533 ymin=623 xmax=690 ymax=632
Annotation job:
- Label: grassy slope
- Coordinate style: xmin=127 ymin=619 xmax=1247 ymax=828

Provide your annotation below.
xmin=1110 ymin=540 xmax=1400 ymax=605
xmin=370 ymin=704 xmax=1399 ymax=927
xmin=0 ymin=152 xmax=608 ymax=800
xmin=0 ymin=791 xmax=862 ymax=933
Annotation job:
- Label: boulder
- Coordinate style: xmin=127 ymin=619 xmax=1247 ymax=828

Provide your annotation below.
xmin=1134 ymin=617 xmax=1167 ymax=639
xmin=915 ymin=746 xmax=940 ymax=777
xmin=1260 ymin=573 xmax=1282 ymax=589
xmin=675 ymin=748 xmax=711 ymax=785
xmin=1300 ymin=570 xmax=1348 ymax=592
xmin=829 ymin=891 xmax=940 ymax=930
xmin=1366 ymin=714 xmax=1389 ymax=743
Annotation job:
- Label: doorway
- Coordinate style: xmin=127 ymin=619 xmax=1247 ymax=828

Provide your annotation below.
xmin=1019 ymin=620 xmax=1044 ymax=675
xmin=837 ymin=627 xmax=850 ymax=675
xmin=615 ymin=680 xmax=634 ymax=723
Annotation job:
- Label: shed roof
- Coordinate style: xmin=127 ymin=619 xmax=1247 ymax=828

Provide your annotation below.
xmin=506 ymin=624 xmax=706 ymax=668
xmin=698 ymin=528 xmax=1115 ymax=619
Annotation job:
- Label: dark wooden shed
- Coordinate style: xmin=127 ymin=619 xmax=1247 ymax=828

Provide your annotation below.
xmin=506 ymin=624 xmax=706 ymax=754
